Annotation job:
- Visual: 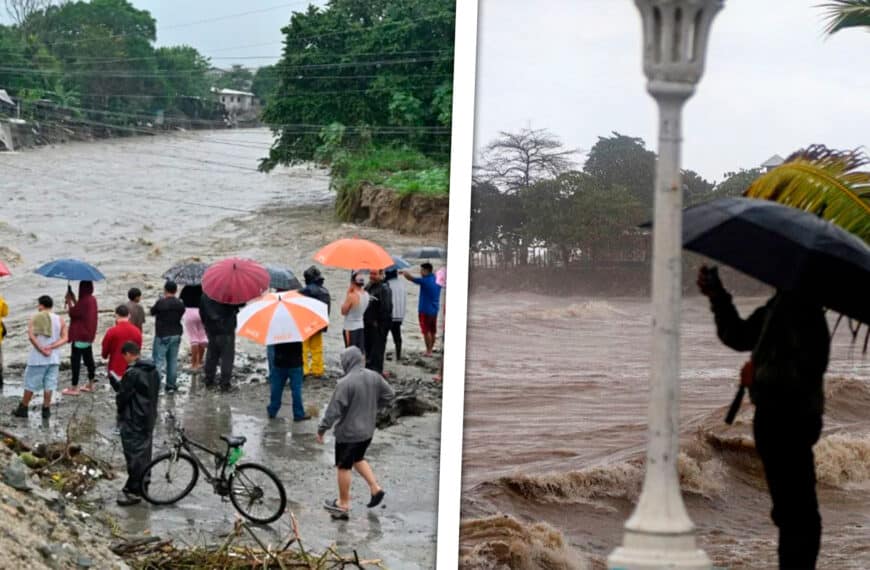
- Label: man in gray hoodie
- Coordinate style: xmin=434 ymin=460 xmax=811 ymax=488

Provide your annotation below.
xmin=317 ymin=346 xmax=395 ymax=519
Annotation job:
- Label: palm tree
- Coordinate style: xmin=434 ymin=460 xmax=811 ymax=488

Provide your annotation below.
xmin=821 ymin=0 xmax=870 ymax=35
xmin=743 ymin=145 xmax=870 ymax=243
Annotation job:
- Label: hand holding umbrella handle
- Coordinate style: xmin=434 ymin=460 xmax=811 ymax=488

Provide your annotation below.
xmin=724 ymin=386 xmax=745 ymax=425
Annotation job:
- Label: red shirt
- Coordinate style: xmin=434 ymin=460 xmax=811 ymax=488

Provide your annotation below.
xmin=101 ymin=320 xmax=143 ymax=378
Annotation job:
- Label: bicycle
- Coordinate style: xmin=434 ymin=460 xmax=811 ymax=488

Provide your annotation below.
xmin=139 ymin=412 xmax=287 ymax=524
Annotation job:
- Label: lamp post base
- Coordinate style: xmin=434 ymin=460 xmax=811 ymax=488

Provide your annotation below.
xmin=608 ymin=529 xmax=711 ymax=570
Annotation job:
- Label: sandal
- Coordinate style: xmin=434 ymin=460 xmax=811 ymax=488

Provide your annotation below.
xmin=323 ymin=499 xmax=349 ymax=515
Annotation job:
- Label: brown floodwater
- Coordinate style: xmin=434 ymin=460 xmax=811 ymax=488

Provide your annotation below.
xmin=461 ymin=291 xmax=870 ymax=569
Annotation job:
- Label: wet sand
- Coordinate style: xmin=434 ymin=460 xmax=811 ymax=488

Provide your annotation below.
xmin=0 ymin=129 xmax=445 ymax=568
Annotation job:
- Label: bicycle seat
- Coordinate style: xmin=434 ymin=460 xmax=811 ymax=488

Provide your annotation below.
xmin=220 ymin=435 xmax=247 ymax=447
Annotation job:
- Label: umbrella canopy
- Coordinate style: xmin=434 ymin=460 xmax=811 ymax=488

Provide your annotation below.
xmin=313 ymin=238 xmax=393 ymax=270
xmin=202 ymin=258 xmax=269 ymax=305
xmin=236 ymin=291 xmax=329 ymax=345
xmin=34 ymin=258 xmax=105 ymax=281
xmin=403 ymin=246 xmax=446 ymax=259
xmin=683 ymin=197 xmax=870 ymax=323
xmin=0 ymin=261 xmax=10 ymax=278
xmin=163 ymin=261 xmax=209 ymax=286
xmin=265 ymin=265 xmax=301 ymax=291
xmin=386 ymin=255 xmax=412 ymax=271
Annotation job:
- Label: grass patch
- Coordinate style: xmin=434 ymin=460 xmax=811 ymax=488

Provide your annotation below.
xmin=331 ymin=145 xmax=449 ymax=220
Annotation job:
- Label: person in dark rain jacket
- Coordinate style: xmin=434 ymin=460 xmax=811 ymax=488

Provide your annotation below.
xmin=111 ymin=342 xmax=160 ymax=506
xmin=698 ymin=265 xmax=830 ymax=569
xmin=363 ymin=269 xmax=392 ymax=374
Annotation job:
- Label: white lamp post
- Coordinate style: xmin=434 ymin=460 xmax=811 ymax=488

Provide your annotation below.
xmin=608 ymin=1 xmax=722 ymax=569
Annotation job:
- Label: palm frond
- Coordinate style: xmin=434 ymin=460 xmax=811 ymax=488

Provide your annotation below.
xmin=743 ymin=144 xmax=870 ymax=243
xmin=820 ymin=0 xmax=870 ymax=35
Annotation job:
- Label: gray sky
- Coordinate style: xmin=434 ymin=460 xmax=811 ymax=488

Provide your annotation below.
xmin=138 ymin=0 xmax=325 ymax=65
xmin=474 ymin=0 xmax=870 ymax=182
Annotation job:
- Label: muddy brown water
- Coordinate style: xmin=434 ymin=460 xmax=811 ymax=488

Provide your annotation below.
xmin=0 ymin=129 xmax=445 ymax=569
xmin=461 ymin=292 xmax=870 ymax=569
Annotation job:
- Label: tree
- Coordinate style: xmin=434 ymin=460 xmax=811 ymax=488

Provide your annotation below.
xmin=821 ymin=0 xmax=870 ymax=35
xmin=744 ymin=145 xmax=870 ymax=242
xmin=713 ymin=168 xmax=763 ymax=197
xmin=259 ymin=0 xmax=455 ymax=170
xmin=251 ymin=64 xmax=279 ymax=105
xmin=682 ymin=168 xmax=715 ymax=206
xmin=215 ymin=64 xmax=254 ymax=91
xmin=154 ymin=45 xmax=212 ymax=112
xmin=4 ymin=0 xmax=51 ymax=26
xmin=583 ymin=132 xmax=657 ymax=208
xmin=477 ymin=128 xmax=576 ymax=192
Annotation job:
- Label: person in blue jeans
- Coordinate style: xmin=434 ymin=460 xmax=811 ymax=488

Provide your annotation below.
xmin=268 ymin=341 xmax=311 ymax=422
xmin=150 ymin=281 xmax=186 ymax=393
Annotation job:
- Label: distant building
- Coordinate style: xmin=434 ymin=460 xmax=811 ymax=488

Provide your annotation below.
xmin=761 ymin=154 xmax=785 ymax=172
xmin=213 ymin=88 xmax=256 ymax=115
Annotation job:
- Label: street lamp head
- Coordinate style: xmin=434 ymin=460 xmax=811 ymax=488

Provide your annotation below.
xmin=635 ymin=0 xmax=723 ymax=94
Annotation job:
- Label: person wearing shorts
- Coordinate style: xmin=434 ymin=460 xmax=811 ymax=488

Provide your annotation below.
xmin=13 ymin=295 xmax=68 ymax=420
xmin=403 ymin=263 xmax=443 ymax=357
xmin=317 ymin=346 xmax=394 ymax=519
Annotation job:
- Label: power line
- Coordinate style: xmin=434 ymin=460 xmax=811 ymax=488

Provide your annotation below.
xmin=159 ymin=2 xmax=304 ymax=31
xmin=0 ymin=56 xmax=452 ymax=78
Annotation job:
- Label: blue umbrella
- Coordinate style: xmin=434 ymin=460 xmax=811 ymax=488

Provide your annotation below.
xmin=386 ymin=255 xmax=412 ymax=271
xmin=34 ymin=258 xmax=105 ymax=281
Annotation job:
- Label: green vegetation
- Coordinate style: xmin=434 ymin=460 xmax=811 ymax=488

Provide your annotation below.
xmin=0 ymin=0 xmax=225 ymax=127
xmin=259 ymin=0 xmax=455 ymax=218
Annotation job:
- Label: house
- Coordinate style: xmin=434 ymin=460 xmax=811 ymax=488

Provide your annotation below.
xmin=212 ymin=88 xmax=256 ymax=115
xmin=760 ymin=154 xmax=784 ymax=172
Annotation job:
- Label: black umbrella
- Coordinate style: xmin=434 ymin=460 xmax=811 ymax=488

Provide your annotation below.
xmin=683 ymin=197 xmax=870 ymax=324
xmin=163 ymin=261 xmax=209 ymax=286
xmin=683 ymin=197 xmax=870 ymax=424
xmin=265 ymin=265 xmax=301 ymax=291
xmin=403 ymin=246 xmax=446 ymax=259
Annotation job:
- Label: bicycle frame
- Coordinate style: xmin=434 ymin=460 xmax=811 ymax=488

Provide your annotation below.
xmin=164 ymin=414 xmax=238 ymax=484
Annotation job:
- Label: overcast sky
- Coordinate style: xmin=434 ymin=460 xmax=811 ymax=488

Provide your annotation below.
xmin=474 ymin=0 xmax=870 ymax=182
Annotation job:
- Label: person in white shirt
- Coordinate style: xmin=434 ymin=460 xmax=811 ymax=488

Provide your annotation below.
xmin=385 ymin=268 xmax=407 ymax=361
xmin=13 ymin=295 xmax=68 ymax=420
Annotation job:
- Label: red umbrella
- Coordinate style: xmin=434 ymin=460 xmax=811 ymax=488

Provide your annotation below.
xmin=202 ymin=258 xmax=269 ymax=305
xmin=0 ymin=261 xmax=10 ymax=278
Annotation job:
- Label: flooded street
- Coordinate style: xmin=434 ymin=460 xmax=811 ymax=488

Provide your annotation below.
xmin=461 ymin=292 xmax=870 ymax=569
xmin=0 ymin=129 xmax=444 ymax=568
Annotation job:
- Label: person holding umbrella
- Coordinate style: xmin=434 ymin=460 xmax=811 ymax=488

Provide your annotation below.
xmin=341 ymin=271 xmax=369 ymax=354
xmin=200 ymin=293 xmax=241 ymax=393
xmin=698 ymin=267 xmax=830 ymax=568
xmin=63 ymin=281 xmax=98 ymax=395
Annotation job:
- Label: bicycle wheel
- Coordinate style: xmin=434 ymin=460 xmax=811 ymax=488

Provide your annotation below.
xmin=140 ymin=452 xmax=199 ymax=505
xmin=229 ymin=463 xmax=287 ymax=524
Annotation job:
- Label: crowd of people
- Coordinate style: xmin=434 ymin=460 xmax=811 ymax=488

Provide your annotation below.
xmin=0 ymin=261 xmax=443 ymax=515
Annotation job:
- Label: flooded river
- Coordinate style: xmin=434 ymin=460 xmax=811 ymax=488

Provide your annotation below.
xmin=461 ymin=292 xmax=870 ymax=569
xmin=0 ymin=129 xmax=443 ymax=568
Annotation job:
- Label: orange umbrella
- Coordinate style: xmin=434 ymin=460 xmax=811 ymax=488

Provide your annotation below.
xmin=236 ymin=292 xmax=329 ymax=345
xmin=313 ymin=238 xmax=393 ymax=270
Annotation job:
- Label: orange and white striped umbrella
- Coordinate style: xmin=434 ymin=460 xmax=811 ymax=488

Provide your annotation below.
xmin=236 ymin=291 xmax=329 ymax=345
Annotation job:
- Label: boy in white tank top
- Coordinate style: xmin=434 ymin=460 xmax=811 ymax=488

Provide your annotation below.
xmin=13 ymin=295 xmax=68 ymax=420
